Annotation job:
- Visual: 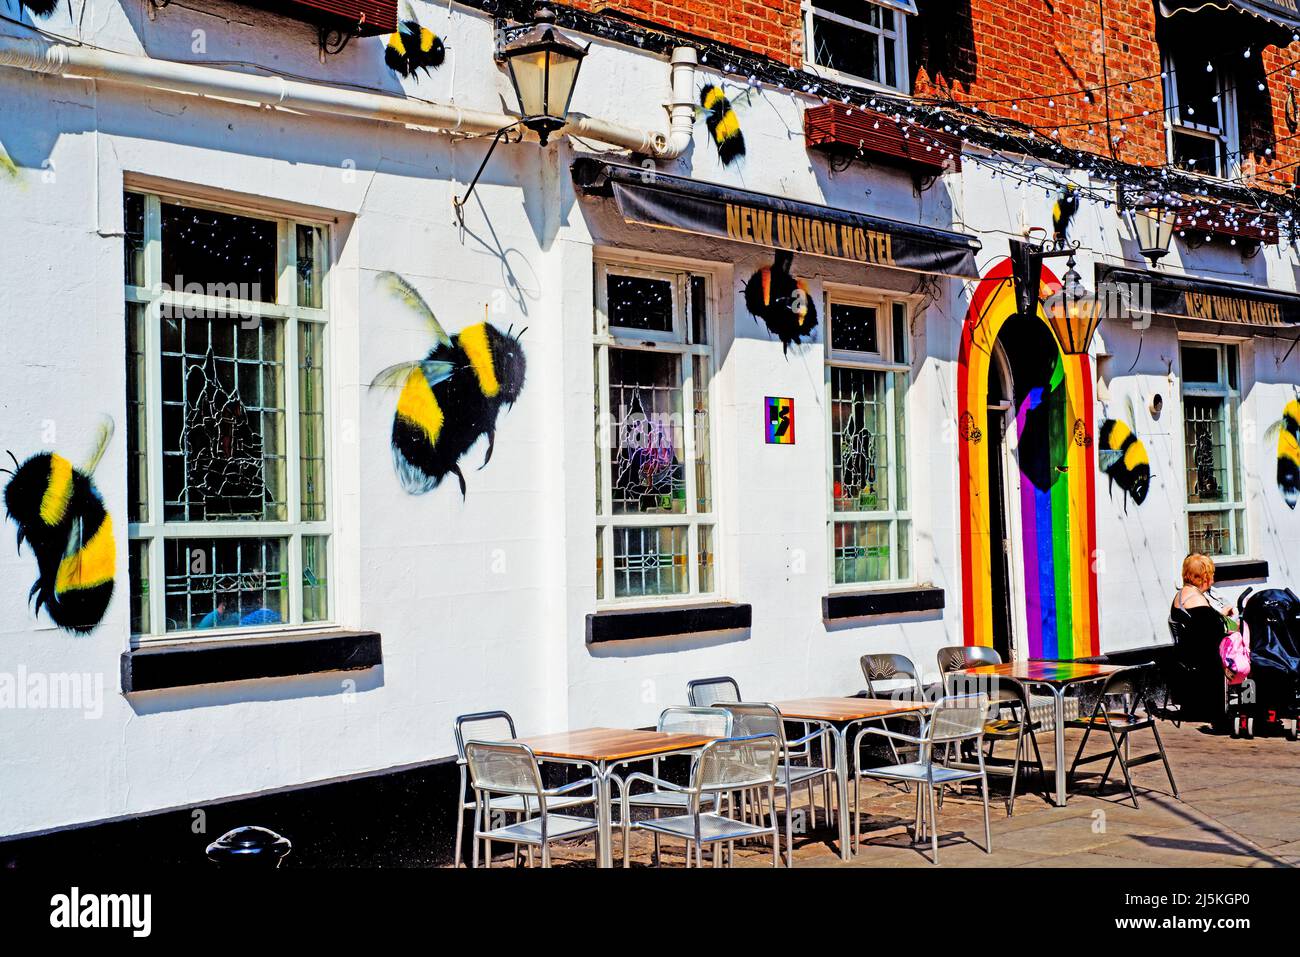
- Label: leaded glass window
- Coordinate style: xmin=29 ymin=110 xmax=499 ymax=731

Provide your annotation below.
xmin=594 ymin=263 xmax=715 ymax=601
xmin=125 ymin=191 xmax=331 ymax=640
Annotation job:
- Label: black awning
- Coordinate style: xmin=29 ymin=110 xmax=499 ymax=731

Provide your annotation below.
xmin=1097 ymin=265 xmax=1300 ymax=329
xmin=1159 ymin=0 xmax=1300 ymax=37
xmin=572 ymin=159 xmax=981 ymax=280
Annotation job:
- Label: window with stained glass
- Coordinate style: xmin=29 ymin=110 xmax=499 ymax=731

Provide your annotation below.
xmin=828 ymin=296 xmax=911 ymax=586
xmin=594 ymin=263 xmax=715 ymax=601
xmin=125 ymin=191 xmax=331 ymax=641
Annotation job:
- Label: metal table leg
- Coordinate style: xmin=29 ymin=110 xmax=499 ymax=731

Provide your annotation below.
xmin=832 ymin=723 xmax=851 ymax=861
xmin=596 ymin=760 xmax=613 ymax=868
xmin=1051 ymin=686 xmax=1067 ymax=807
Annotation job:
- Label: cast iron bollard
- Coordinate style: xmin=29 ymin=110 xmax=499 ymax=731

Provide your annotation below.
xmin=206 ymin=826 xmax=292 ymax=868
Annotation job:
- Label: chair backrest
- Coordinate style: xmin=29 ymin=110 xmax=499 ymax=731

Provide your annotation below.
xmin=687 ymin=676 xmax=741 ymax=708
xmin=453 ymin=710 xmax=517 ymax=760
xmin=714 ymin=702 xmax=785 ymax=745
xmin=927 ymin=694 xmax=992 ymax=744
xmin=692 ymin=734 xmax=779 ymax=794
xmin=1168 ymin=608 xmax=1192 ymax=644
xmin=658 ymin=706 xmax=733 ymax=739
xmin=1090 ymin=665 xmax=1152 ymax=713
xmin=463 ymin=741 xmax=544 ymax=798
xmin=861 ymin=653 xmax=923 ymax=699
xmin=937 ymin=645 xmax=1002 ymax=674
xmin=943 ymin=668 xmax=1028 ymax=706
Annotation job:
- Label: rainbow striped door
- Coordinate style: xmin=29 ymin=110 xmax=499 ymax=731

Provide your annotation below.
xmin=957 ymin=258 xmax=1100 ymax=660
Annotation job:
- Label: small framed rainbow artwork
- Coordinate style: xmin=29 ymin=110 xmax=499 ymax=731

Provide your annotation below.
xmin=765 ymin=396 xmax=795 ymax=444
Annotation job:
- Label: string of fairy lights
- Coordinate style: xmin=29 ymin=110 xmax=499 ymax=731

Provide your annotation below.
xmin=470 ymin=0 xmax=1300 ymax=249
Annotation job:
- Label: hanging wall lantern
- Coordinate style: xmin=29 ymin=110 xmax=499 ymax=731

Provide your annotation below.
xmin=455 ymin=5 xmax=590 ymax=221
xmin=1043 ymin=256 xmax=1104 ymax=355
xmin=1130 ymin=200 xmax=1178 ymax=267
xmin=499 ymin=4 xmax=589 ymax=147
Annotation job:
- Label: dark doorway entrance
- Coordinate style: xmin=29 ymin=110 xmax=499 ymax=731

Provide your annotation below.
xmin=986 ymin=350 xmax=1013 ymax=662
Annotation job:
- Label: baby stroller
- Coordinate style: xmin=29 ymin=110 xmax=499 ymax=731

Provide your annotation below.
xmin=1232 ymin=587 xmax=1300 ymax=740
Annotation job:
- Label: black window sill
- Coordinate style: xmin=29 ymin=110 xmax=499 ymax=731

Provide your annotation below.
xmin=1213 ymin=560 xmax=1269 ymax=585
xmin=586 ymin=602 xmax=751 ymax=644
xmin=823 ymin=586 xmax=945 ymax=621
xmin=121 ymin=630 xmax=382 ymax=693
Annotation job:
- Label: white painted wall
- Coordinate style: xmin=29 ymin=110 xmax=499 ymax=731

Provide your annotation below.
xmin=0 ymin=0 xmax=1297 ymax=838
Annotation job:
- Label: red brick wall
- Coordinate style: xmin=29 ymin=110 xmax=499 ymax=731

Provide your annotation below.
xmin=911 ymin=0 xmax=1166 ymax=166
xmin=575 ymin=0 xmax=1300 ymax=188
xmin=574 ymin=0 xmax=804 ymax=65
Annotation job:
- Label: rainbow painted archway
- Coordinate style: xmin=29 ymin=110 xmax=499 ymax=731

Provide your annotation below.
xmin=957 ymin=258 xmax=1100 ymax=659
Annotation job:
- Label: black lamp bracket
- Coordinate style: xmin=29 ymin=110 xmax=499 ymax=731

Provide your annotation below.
xmin=453 ymin=123 xmax=525 ymax=224
xmin=1009 ymin=236 xmax=1081 ymax=317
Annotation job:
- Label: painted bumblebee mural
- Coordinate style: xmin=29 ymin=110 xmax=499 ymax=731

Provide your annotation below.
xmin=699 ymin=83 xmax=746 ymax=167
xmin=371 ymin=272 xmax=526 ymax=497
xmin=744 ymin=250 xmax=817 ymax=354
xmin=2 ymin=421 xmax=115 ymax=633
xmin=1097 ymin=399 xmax=1151 ymax=511
xmin=384 ymin=3 xmax=446 ymax=80
xmin=1274 ymin=396 xmax=1300 ymax=509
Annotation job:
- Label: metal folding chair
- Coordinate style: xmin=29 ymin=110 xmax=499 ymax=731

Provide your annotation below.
xmin=941 ymin=672 xmax=1045 ymax=815
xmin=451 ymin=710 xmax=584 ymax=866
xmin=464 ymin=741 xmax=601 ymax=868
xmin=621 ymin=707 xmax=733 ymax=864
xmin=715 ymin=702 xmax=836 ymax=866
xmin=853 ymin=694 xmax=994 ymax=864
xmin=620 ymin=734 xmax=782 ymax=868
xmin=1067 ymin=666 xmax=1179 ymax=808
xmin=860 ymin=653 xmax=927 ymax=773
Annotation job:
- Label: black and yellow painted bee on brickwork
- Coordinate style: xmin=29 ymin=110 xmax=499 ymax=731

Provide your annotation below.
xmin=1272 ymin=396 xmax=1300 ymax=509
xmin=371 ymin=273 xmax=526 ymax=497
xmin=1098 ymin=400 xmax=1151 ymax=511
xmin=699 ymin=83 xmax=747 ymax=167
xmin=2 ymin=421 xmax=115 ymax=633
xmin=385 ymin=4 xmax=445 ymax=80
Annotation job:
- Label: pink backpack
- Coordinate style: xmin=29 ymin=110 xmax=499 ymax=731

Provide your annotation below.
xmin=1220 ymin=622 xmax=1251 ymax=686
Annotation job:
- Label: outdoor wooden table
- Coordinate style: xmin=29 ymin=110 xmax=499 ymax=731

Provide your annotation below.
xmin=511 ymin=727 xmax=715 ymax=868
xmin=955 ymin=661 xmax=1127 ymax=808
xmin=770 ymin=697 xmax=933 ymax=862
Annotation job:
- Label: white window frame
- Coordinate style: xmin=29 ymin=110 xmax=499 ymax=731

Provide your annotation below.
xmin=593 ymin=257 xmax=718 ymax=606
xmin=1179 ymin=337 xmax=1248 ymax=559
xmin=803 ymin=0 xmax=913 ymax=94
xmin=125 ymin=189 xmax=334 ymax=645
xmin=825 ymin=288 xmax=913 ymax=590
xmin=1161 ymin=50 xmax=1241 ymax=180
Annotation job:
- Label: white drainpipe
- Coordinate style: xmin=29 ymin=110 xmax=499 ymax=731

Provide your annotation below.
xmin=562 ymin=46 xmax=697 ymax=159
xmin=0 ymin=35 xmax=697 ymax=159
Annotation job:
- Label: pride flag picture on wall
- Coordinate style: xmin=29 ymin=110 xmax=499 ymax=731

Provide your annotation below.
xmin=765 ymin=396 xmax=795 ymax=445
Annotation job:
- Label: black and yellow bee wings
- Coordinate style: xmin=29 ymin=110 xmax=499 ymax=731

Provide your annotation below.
xmin=2 ymin=420 xmax=116 ymax=633
xmin=699 ymin=83 xmax=746 ymax=167
xmin=385 ymin=4 xmax=445 ymax=80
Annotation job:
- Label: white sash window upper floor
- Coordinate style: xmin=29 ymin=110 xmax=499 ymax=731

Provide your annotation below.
xmin=803 ymin=0 xmax=916 ymax=93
